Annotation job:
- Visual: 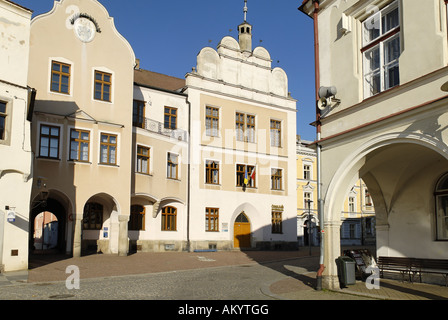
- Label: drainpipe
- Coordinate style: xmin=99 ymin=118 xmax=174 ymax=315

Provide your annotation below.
xmin=185 ymin=95 xmax=192 ymax=252
xmin=312 ymin=0 xmax=326 ymax=291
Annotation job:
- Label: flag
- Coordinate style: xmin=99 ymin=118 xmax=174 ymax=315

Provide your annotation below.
xmin=244 ymin=167 xmax=248 ymax=185
xmin=250 ymin=167 xmax=256 ymax=181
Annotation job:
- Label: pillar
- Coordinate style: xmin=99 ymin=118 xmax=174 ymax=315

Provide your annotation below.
xmin=322 ymin=221 xmax=342 ymax=290
xmin=73 ymin=215 xmax=82 ymax=258
xmin=118 ymin=214 xmax=129 ymax=257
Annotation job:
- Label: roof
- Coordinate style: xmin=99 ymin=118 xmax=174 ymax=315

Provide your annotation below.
xmin=3 ymin=0 xmax=33 ymax=13
xmin=134 ymin=68 xmax=186 ymax=93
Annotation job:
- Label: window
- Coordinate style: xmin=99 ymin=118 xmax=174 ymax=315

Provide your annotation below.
xmin=51 ymin=61 xmax=70 ymax=94
xmin=435 ymin=173 xmax=448 ymax=240
xmin=205 ymin=160 xmax=219 ymax=184
xmin=129 ymin=205 xmax=145 ymax=231
xmin=136 ymin=145 xmax=150 ymax=174
xmin=39 ymin=124 xmax=60 ymax=159
xmin=162 ymin=206 xmax=177 ymax=231
xmin=94 ymin=70 xmax=112 ymax=102
xmin=100 ymin=133 xmax=117 ymax=165
xmin=205 ymin=207 xmax=219 ymax=232
xmin=236 ymin=164 xmax=255 ymax=188
xmin=164 ymin=107 xmax=177 ymax=130
xmin=271 ymin=168 xmax=282 ymax=190
xmin=349 ymin=197 xmax=356 ymax=212
xmin=362 ymin=1 xmax=400 ymax=98
xmin=70 ymin=129 xmax=90 ymax=162
xmin=236 ymin=112 xmax=256 ymax=143
xmin=83 ymin=202 xmax=103 ymax=230
xmin=206 ymin=106 xmax=219 ymax=137
xmin=270 ymin=120 xmax=281 ymax=147
xmin=167 ymin=153 xmax=179 ymax=179
xmin=133 ymin=100 xmax=145 ymax=128
xmin=0 ymin=101 xmax=6 ymax=140
xmin=304 ymin=192 xmax=312 ymax=209
xmin=272 ymin=211 xmax=282 ymax=234
xmin=304 ymin=165 xmax=311 ymax=180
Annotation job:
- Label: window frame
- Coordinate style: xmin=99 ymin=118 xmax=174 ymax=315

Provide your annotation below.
xmin=167 ymin=152 xmax=179 ymax=180
xmin=136 ymin=145 xmax=150 ymax=175
xmin=272 ymin=211 xmax=283 ymax=234
xmin=69 ymin=128 xmax=90 ymax=162
xmin=270 ymin=119 xmax=282 ymax=147
xmin=235 ymin=112 xmax=256 ymax=143
xmin=435 ymin=173 xmax=448 ymax=241
xmin=271 ymin=168 xmax=283 ymax=190
xmin=164 ymin=106 xmax=177 ymax=130
xmin=51 ymin=61 xmax=71 ymax=95
xmin=361 ymin=0 xmax=400 ymax=98
xmin=94 ymin=70 xmax=112 ymax=102
xmin=83 ymin=202 xmax=103 ymax=230
xmin=99 ymin=133 xmax=118 ymax=165
xmin=205 ymin=207 xmax=219 ymax=232
xmin=0 ymin=101 xmax=7 ymax=141
xmin=39 ymin=124 xmax=61 ymax=159
xmin=161 ymin=206 xmax=177 ymax=231
xmin=205 ymin=106 xmax=219 ymax=137
xmin=205 ymin=160 xmax=220 ymax=185
xmin=133 ymin=100 xmax=146 ymax=128
xmin=236 ymin=164 xmax=256 ymax=188
xmin=129 ymin=205 xmax=145 ymax=231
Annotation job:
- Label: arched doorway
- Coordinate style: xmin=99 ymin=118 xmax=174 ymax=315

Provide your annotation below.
xmin=234 ymin=212 xmax=251 ymax=249
xmin=30 ymin=197 xmax=67 ymax=255
xmin=33 ymin=211 xmax=59 ymax=252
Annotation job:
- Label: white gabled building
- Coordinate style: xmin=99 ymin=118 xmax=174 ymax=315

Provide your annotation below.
xmin=0 ymin=0 xmax=34 ymax=272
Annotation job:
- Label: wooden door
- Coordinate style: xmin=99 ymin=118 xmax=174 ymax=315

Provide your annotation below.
xmin=234 ymin=213 xmax=251 ymax=248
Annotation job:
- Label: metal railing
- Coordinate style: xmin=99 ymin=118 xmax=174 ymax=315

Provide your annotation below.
xmin=135 ymin=118 xmax=188 ymax=142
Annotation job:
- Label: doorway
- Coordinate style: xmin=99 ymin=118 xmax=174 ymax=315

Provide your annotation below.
xmin=234 ymin=212 xmax=251 ymax=248
xmin=33 ymin=211 xmax=59 ymax=253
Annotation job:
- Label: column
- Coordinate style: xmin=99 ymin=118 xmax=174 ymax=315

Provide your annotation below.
xmin=118 ymin=214 xmax=129 ymax=257
xmin=72 ymin=215 xmax=82 ymax=258
xmin=323 ymin=221 xmax=342 ymax=290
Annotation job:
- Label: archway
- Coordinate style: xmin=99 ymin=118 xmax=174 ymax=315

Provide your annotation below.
xmin=322 ymin=134 xmax=448 ymax=289
xmin=30 ymin=194 xmax=68 ymax=256
xmin=234 ymin=212 xmax=251 ymax=249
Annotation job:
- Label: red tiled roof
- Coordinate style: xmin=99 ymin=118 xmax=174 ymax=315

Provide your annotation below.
xmin=134 ymin=68 xmax=185 ymax=93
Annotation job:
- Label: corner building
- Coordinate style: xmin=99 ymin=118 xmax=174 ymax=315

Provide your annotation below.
xmin=300 ymin=0 xmax=448 ymax=289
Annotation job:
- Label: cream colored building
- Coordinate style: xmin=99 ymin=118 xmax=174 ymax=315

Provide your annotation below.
xmin=184 ymin=16 xmax=298 ymax=250
xmin=0 ymin=0 xmax=33 ymax=272
xmin=296 ymin=137 xmax=375 ymax=247
xmin=300 ymin=0 xmax=448 ymax=289
xmin=28 ymin=0 xmax=136 ymax=257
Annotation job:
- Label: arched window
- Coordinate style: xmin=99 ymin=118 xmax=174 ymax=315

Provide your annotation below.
xmin=83 ymin=202 xmax=103 ymax=230
xmin=162 ymin=206 xmax=177 ymax=231
xmin=435 ymin=174 xmax=448 ymax=240
xmin=129 ymin=205 xmax=145 ymax=231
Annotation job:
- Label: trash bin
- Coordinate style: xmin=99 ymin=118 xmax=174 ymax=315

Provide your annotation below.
xmin=336 ymin=256 xmax=356 ymax=287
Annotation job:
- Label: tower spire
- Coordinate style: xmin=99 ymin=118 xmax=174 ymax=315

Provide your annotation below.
xmin=244 ymin=0 xmax=248 ymax=22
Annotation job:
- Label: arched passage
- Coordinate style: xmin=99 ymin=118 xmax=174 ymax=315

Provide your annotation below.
xmin=323 ymin=134 xmax=448 ymax=289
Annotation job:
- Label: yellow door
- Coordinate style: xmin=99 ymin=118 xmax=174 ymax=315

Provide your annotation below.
xmin=234 ymin=213 xmax=251 ymax=248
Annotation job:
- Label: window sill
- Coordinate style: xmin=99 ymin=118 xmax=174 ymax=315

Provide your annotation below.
xmin=36 ymin=157 xmax=60 ymax=162
xmin=68 ymin=160 xmax=92 ymax=165
xmin=98 ymin=163 xmax=119 ymax=168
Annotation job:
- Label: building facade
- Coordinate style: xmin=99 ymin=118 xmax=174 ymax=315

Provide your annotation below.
xmin=296 ymin=137 xmax=375 ymax=247
xmin=184 ymin=15 xmax=298 ymax=251
xmin=6 ymin=0 xmax=299 ymax=267
xmin=300 ymin=0 xmax=448 ymax=289
xmin=0 ymin=0 xmax=33 ymax=272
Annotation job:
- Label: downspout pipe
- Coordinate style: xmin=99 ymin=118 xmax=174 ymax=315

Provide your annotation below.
xmin=312 ymin=0 xmax=326 ymax=291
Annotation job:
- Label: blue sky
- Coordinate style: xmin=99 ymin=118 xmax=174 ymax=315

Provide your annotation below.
xmin=16 ymin=0 xmax=317 ymax=141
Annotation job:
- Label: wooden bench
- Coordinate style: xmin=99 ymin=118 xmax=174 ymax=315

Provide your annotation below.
xmin=378 ymin=256 xmax=413 ymax=282
xmin=411 ymin=258 xmax=448 ymax=287
xmin=378 ymin=256 xmax=448 ymax=286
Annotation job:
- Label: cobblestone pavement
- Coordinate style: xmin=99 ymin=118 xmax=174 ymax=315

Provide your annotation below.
xmin=0 ymin=249 xmax=447 ymax=303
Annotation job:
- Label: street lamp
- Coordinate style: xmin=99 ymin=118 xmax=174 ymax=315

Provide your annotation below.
xmin=307 ymin=199 xmax=314 ymax=256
